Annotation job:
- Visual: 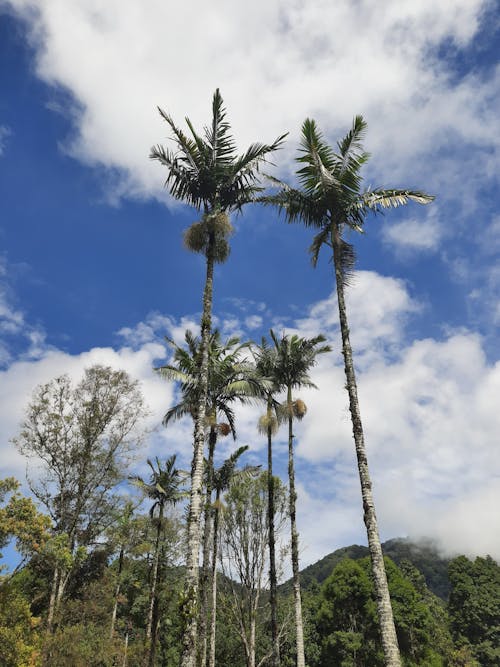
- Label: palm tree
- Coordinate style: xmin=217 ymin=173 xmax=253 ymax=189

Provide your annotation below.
xmin=252 ymin=338 xmax=284 ymax=667
xmin=268 ymin=330 xmax=330 ymax=667
xmin=157 ymin=329 xmax=265 ymax=666
xmin=129 ymin=455 xmax=184 ymax=667
xmin=265 ymin=117 xmax=433 ymax=667
xmin=151 ymin=90 xmax=285 ymax=667
xmin=107 ymin=501 xmax=138 ymax=639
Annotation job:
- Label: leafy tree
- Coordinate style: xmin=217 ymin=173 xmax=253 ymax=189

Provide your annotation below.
xmin=130 ymin=455 xmax=184 ymax=666
xmin=208 ymin=445 xmax=259 ymax=667
xmin=265 ymin=117 xmax=433 ymax=666
xmin=151 ymin=89 xmax=285 ymax=667
xmin=12 ymin=365 xmax=147 ymax=632
xmin=314 ymin=557 xmax=446 ymax=667
xmin=448 ymin=555 xmax=500 ymax=666
xmin=0 ymin=580 xmax=41 ymax=667
xmin=14 ymin=366 xmax=145 ymax=631
xmin=218 ymin=472 xmax=288 ymax=667
xmin=266 ymin=330 xmax=330 ymax=667
xmin=0 ymin=477 xmax=51 ymax=573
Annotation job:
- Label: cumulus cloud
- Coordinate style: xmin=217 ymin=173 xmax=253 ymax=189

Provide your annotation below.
xmin=3 ymin=0 xmax=498 ymax=206
xmin=288 ymin=278 xmax=500 ymax=562
xmin=0 ymin=257 xmax=48 ymax=366
xmin=0 ymin=125 xmax=11 ymax=155
xmin=382 ymin=208 xmax=443 ymax=254
xmin=2 ymin=263 xmax=500 ymax=564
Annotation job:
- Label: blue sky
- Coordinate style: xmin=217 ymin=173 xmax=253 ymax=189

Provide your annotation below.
xmin=1 ymin=0 xmax=500 ymax=568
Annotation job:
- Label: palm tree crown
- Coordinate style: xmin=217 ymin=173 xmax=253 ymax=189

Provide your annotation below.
xmin=157 ymin=328 xmax=265 ymax=436
xmin=266 ymin=116 xmax=433 ymax=272
xmin=151 ymin=89 xmax=287 ymax=213
xmin=130 ymin=454 xmax=184 ymax=519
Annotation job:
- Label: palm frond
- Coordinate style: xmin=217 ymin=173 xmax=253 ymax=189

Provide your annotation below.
xmin=309 ymin=226 xmax=332 ymax=267
xmin=357 ymin=189 xmax=435 ymax=213
xmin=337 ymin=239 xmax=356 ymax=288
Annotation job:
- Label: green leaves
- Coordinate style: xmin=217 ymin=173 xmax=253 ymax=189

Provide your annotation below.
xmin=266 ymin=115 xmax=434 ymax=269
xmin=151 ymin=89 xmax=286 ymax=214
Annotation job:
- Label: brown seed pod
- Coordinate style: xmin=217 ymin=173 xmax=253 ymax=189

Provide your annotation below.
xmin=293 ymin=399 xmax=307 ymax=420
xmin=258 ymin=413 xmax=278 ymax=436
xmin=184 ymin=221 xmax=208 ymax=253
xmin=218 ymin=422 xmax=231 ymax=437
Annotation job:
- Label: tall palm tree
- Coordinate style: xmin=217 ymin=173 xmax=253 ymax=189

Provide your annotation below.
xmin=268 ymin=330 xmax=330 ymax=667
xmin=252 ymin=338 xmax=284 ymax=667
xmin=129 ymin=455 xmax=184 ymax=667
xmin=265 ymin=117 xmax=433 ymax=667
xmin=157 ymin=329 xmax=265 ymax=667
xmin=151 ymin=90 xmax=285 ymax=667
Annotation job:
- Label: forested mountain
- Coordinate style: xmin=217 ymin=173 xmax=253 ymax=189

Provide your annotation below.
xmin=291 ymin=537 xmax=451 ymax=600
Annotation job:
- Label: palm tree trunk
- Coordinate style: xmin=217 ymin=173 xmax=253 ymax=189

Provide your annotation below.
xmin=208 ymin=490 xmax=221 ymax=667
xmin=287 ymin=388 xmax=305 ymax=667
xmin=198 ymin=427 xmax=217 ymax=666
xmin=146 ymin=503 xmax=163 ymax=665
xmin=267 ymin=398 xmax=280 ymax=667
xmin=332 ymin=228 xmax=401 ymax=667
xmin=180 ymin=234 xmax=215 ymax=667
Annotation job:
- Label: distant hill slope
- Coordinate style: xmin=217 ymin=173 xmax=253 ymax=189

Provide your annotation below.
xmin=283 ymin=537 xmax=451 ymax=600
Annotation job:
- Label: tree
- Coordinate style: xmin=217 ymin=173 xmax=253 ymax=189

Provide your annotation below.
xmin=253 ymin=338 xmax=284 ymax=666
xmin=218 ymin=472 xmax=288 ymax=667
xmin=12 ymin=365 xmax=147 ymax=633
xmin=151 ymin=89 xmax=285 ymax=667
xmin=157 ymin=329 xmax=264 ymax=666
xmin=208 ymin=446 xmax=259 ymax=667
xmin=448 ymin=555 xmax=500 ymax=666
xmin=315 ymin=557 xmax=447 ymax=667
xmin=267 ymin=330 xmax=330 ymax=667
xmin=0 ymin=477 xmax=52 ymax=573
xmin=130 ymin=455 xmax=185 ymax=667
xmin=265 ymin=117 xmax=433 ymax=666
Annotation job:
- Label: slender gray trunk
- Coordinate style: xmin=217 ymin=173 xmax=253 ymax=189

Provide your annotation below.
xmin=147 ymin=503 xmax=164 ymax=666
xmin=180 ymin=234 xmax=215 ymax=667
xmin=248 ymin=613 xmax=256 ymax=667
xmin=46 ymin=565 xmax=59 ymax=634
xmin=198 ymin=427 xmax=217 ymax=667
xmin=208 ymin=490 xmax=221 ymax=667
xmin=332 ymin=226 xmax=401 ymax=667
xmin=287 ymin=387 xmax=305 ymax=667
xmin=122 ymin=631 xmax=129 ymax=667
xmin=110 ymin=544 xmax=125 ymax=638
xmin=267 ymin=399 xmax=280 ymax=666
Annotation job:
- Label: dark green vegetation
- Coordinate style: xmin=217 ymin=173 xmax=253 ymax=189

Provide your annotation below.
xmin=2 ymin=478 xmax=498 ymax=667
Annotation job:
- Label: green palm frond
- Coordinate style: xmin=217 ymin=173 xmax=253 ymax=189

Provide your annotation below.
xmin=357 ymin=189 xmax=435 ymax=213
xmin=151 ymin=89 xmax=286 ymax=217
xmin=264 ymin=114 xmax=434 ymax=277
xmin=309 ymin=226 xmax=332 ymax=267
xmin=338 ymin=239 xmax=357 ymax=287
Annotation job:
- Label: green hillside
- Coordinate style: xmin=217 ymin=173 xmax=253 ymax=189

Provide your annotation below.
xmin=284 ymin=537 xmax=451 ymax=599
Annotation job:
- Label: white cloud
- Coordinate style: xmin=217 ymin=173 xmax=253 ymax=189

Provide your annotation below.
xmin=3 ymin=0 xmax=498 ymax=207
xmin=0 ymin=257 xmax=48 ymax=365
xmin=0 ymin=125 xmax=11 ymax=155
xmin=382 ymin=209 xmax=443 ymax=254
xmin=2 ymin=266 xmax=500 ymax=564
